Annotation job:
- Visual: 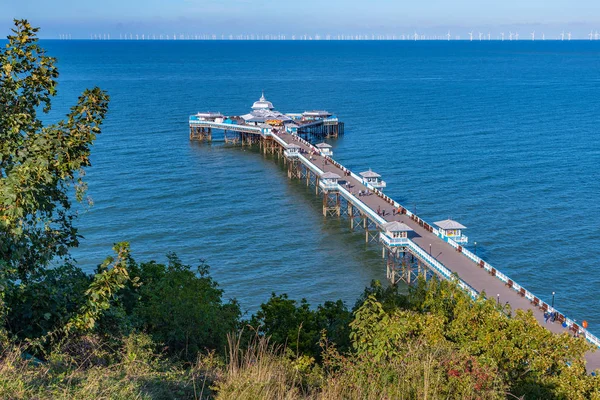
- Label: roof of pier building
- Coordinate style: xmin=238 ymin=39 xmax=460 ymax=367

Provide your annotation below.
xmin=434 ymin=219 xmax=467 ymax=230
xmin=360 ymin=169 xmax=381 ymax=178
xmin=242 ymin=93 xmax=293 ymax=123
xmin=383 ymin=221 xmax=413 ymax=232
xmin=303 ymin=110 xmax=332 ymax=118
xmin=321 ymin=172 xmax=341 ymax=179
xmin=195 ymin=112 xmax=224 ymax=118
xmin=251 ymin=92 xmax=275 ymax=110
xmin=316 ymin=142 xmax=332 ymax=148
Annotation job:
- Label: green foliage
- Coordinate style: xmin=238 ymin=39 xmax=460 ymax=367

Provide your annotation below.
xmin=405 ymin=279 xmax=599 ymax=399
xmin=0 ymin=19 xmax=109 ymax=281
xmin=64 ymin=242 xmax=133 ymax=334
xmin=5 ymin=263 xmax=89 ymax=340
xmin=249 ymin=293 xmax=352 ymax=360
xmin=340 ymin=294 xmax=504 ymax=398
xmin=131 ymin=255 xmax=241 ymax=360
xmin=352 ymin=279 xmax=411 ymax=313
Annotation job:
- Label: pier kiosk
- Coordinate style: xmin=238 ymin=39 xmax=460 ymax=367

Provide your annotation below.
xmin=380 ymin=221 xmax=412 ymax=247
xmin=380 ymin=221 xmax=414 ymax=284
xmin=319 ymin=171 xmax=340 ymax=191
xmin=320 ymin=171 xmax=341 ymax=216
xmin=434 ymin=219 xmax=468 ymax=244
xmin=316 ymin=142 xmax=333 ymax=157
xmin=284 ymin=143 xmax=301 ymax=158
xmin=360 ymin=169 xmax=386 ymax=190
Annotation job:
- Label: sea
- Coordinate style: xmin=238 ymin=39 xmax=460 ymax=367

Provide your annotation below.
xmin=28 ymin=40 xmax=600 ymax=325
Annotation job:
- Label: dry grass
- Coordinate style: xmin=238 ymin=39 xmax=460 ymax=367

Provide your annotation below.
xmin=0 ymin=335 xmax=213 ymax=400
xmin=213 ymin=332 xmax=313 ymax=400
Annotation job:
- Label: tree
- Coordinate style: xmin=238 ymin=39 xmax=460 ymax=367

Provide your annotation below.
xmin=249 ymin=293 xmax=352 ymax=359
xmin=131 ymin=255 xmax=241 ymax=360
xmin=0 ymin=19 xmax=109 ymax=281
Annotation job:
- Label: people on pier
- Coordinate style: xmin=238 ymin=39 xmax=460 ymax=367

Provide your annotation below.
xmin=377 ymin=206 xmax=381 ymax=215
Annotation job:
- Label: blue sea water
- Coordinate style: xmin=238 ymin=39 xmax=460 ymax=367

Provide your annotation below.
xmin=34 ymin=40 xmax=600 ymax=324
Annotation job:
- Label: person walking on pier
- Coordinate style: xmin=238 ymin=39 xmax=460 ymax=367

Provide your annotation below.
xmin=377 ymin=206 xmax=381 ymax=216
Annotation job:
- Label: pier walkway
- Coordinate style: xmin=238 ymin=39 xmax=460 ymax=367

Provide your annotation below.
xmin=269 ymin=130 xmax=600 ymax=371
xmin=188 ymin=94 xmax=598 ymax=371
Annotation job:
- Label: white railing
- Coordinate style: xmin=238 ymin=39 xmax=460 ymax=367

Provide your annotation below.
xmin=406 ymin=240 xmax=479 ymax=299
xmin=189 ymin=120 xmax=261 ymax=134
xmin=319 ymin=181 xmax=338 ymax=191
xmin=337 ymin=186 xmax=387 ymax=226
xmin=379 ymin=234 xmax=409 ymax=247
xmin=297 ymin=154 xmax=323 ymax=176
xmin=271 ymin=133 xmax=290 ymax=148
xmin=446 ymin=234 xmax=468 ymax=244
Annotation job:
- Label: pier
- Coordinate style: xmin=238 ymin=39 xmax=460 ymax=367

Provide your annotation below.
xmin=190 ymin=94 xmax=600 ymax=370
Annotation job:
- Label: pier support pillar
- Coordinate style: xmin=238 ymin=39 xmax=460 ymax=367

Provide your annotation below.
xmin=323 ymin=192 xmax=340 ymax=217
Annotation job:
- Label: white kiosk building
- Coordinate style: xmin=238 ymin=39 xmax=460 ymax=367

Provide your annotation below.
xmin=434 ymin=219 xmax=468 ymax=244
xmin=380 ymin=221 xmax=413 ymax=247
xmin=315 ymin=142 xmax=333 ymax=157
xmin=360 ymin=169 xmax=386 ymax=190
xmin=284 ymin=143 xmax=301 ymax=158
xmin=319 ymin=171 xmax=340 ymax=191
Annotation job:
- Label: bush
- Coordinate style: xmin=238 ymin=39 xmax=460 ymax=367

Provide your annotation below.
xmin=131 ymin=254 xmax=241 ymax=360
xmin=5 ymin=264 xmax=90 ymax=341
xmin=249 ymin=293 xmax=352 ymax=360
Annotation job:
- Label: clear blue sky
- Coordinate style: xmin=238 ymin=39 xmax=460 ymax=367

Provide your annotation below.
xmin=3 ymin=0 xmax=600 ymax=39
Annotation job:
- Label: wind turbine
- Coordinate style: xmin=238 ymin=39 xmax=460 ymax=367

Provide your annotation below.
xmin=488 ymin=32 xmax=491 ymax=40
xmin=515 ymin=32 xmax=519 ymax=40
xmin=509 ymin=31 xmax=513 ymax=41
xmin=469 ymin=31 xmax=473 ymax=41
xmin=501 ymin=32 xmax=505 ymax=41
xmin=589 ymin=30 xmax=594 ymax=40
xmin=567 ymin=32 xmax=571 ymax=40
xmin=414 ymin=31 xmax=418 ymax=41
xmin=478 ymin=32 xmax=483 ymax=41
xmin=447 ymin=31 xmax=451 ymax=41
xmin=560 ymin=31 xmax=565 ymax=41
xmin=531 ymin=31 xmax=535 ymax=41
xmin=542 ymin=33 xmax=545 ymax=40
xmin=595 ymin=31 xmax=599 ymax=40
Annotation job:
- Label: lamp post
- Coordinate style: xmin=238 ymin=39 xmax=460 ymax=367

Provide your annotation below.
xmin=552 ymin=292 xmax=555 ymax=308
xmin=497 ymin=294 xmax=500 ymax=305
xmin=429 ymin=244 xmax=432 ymax=255
xmin=474 ymin=241 xmax=477 ymax=256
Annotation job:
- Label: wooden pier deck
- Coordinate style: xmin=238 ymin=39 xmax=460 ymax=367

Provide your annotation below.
xmin=270 ymin=130 xmax=600 ymax=371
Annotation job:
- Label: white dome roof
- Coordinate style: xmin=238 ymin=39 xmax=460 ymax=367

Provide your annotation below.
xmin=251 ymin=92 xmax=274 ymax=110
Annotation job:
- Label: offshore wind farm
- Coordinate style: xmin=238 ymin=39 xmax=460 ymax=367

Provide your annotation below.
xmin=54 ymin=29 xmax=600 ymax=41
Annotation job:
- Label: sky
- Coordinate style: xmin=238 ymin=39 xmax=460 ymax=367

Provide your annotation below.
xmin=3 ymin=0 xmax=600 ymax=39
